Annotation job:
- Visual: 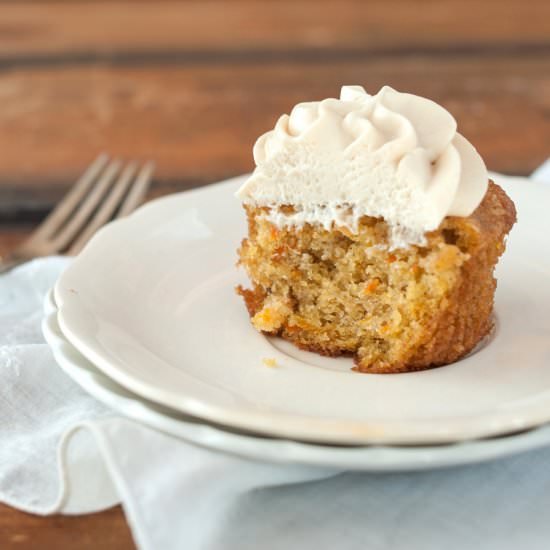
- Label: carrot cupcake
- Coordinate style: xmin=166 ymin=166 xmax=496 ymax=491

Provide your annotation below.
xmin=236 ymin=85 xmax=516 ymax=373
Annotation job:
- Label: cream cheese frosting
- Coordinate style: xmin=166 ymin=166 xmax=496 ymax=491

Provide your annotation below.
xmin=236 ymin=85 xmax=488 ymax=248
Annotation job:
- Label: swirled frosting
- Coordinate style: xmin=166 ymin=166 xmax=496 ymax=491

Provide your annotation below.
xmin=237 ymin=85 xmax=488 ymax=248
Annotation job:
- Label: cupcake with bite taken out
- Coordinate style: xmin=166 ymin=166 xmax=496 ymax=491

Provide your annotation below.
xmin=236 ymin=85 xmax=516 ymax=373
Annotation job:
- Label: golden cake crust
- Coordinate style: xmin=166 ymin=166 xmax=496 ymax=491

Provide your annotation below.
xmin=237 ymin=182 xmax=516 ymax=373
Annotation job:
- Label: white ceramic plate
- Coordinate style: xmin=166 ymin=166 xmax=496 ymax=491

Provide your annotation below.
xmin=43 ymin=289 xmax=550 ymax=471
xmin=54 ymin=173 xmax=550 ymax=445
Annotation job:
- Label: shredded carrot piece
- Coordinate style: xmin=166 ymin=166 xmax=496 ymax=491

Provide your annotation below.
xmin=364 ymin=279 xmax=380 ymax=294
xmin=259 ymin=308 xmax=273 ymax=323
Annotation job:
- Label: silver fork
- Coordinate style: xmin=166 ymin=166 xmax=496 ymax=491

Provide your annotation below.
xmin=0 ymin=154 xmax=154 ymax=274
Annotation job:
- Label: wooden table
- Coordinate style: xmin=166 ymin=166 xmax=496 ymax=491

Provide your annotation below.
xmin=0 ymin=1 xmax=548 ymax=548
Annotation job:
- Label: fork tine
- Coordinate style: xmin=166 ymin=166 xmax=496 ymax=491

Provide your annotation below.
xmin=48 ymin=159 xmax=122 ymax=253
xmin=116 ymin=161 xmax=155 ymax=218
xmin=30 ymin=154 xmax=110 ymax=243
xmin=68 ymin=162 xmax=138 ymax=256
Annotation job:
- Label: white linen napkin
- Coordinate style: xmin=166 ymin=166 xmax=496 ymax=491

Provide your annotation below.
xmin=1 ymin=166 xmax=550 ymax=550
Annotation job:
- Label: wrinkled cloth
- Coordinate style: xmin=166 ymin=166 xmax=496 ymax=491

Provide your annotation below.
xmin=1 ymin=164 xmax=550 ymax=550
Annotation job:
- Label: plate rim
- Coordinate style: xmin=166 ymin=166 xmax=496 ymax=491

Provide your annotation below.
xmin=53 ymin=173 xmax=550 ymax=445
xmin=43 ymin=289 xmax=550 ymax=471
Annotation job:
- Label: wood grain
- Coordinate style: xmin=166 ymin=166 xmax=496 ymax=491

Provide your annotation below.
xmin=0 ymin=0 xmax=548 ymax=62
xmin=0 ymin=55 xmax=548 ymax=220
xmin=0 ymin=0 xmax=548 ymax=221
xmin=0 ymin=504 xmax=135 ymax=550
xmin=0 ymin=225 xmax=30 ymax=255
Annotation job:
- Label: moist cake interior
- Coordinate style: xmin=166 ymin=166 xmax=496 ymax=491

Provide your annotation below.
xmin=237 ymin=182 xmax=516 ymax=373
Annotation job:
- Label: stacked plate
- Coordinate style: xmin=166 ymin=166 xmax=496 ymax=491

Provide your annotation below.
xmin=43 ymin=174 xmax=550 ymax=471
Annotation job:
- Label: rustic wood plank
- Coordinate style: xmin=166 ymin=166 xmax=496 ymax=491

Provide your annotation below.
xmin=0 ymin=225 xmax=31 ymax=255
xmin=0 ymin=54 xmax=548 ymax=220
xmin=0 ymin=0 xmax=549 ymax=62
xmin=0 ymin=504 xmax=135 ymax=550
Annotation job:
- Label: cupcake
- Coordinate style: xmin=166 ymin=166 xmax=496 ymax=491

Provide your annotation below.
xmin=236 ymin=86 xmax=516 ymax=373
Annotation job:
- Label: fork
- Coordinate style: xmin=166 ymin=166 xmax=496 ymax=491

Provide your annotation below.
xmin=0 ymin=154 xmax=154 ymax=274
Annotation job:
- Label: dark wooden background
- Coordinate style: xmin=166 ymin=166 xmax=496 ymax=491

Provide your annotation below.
xmin=0 ymin=0 xmax=549 ymax=548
